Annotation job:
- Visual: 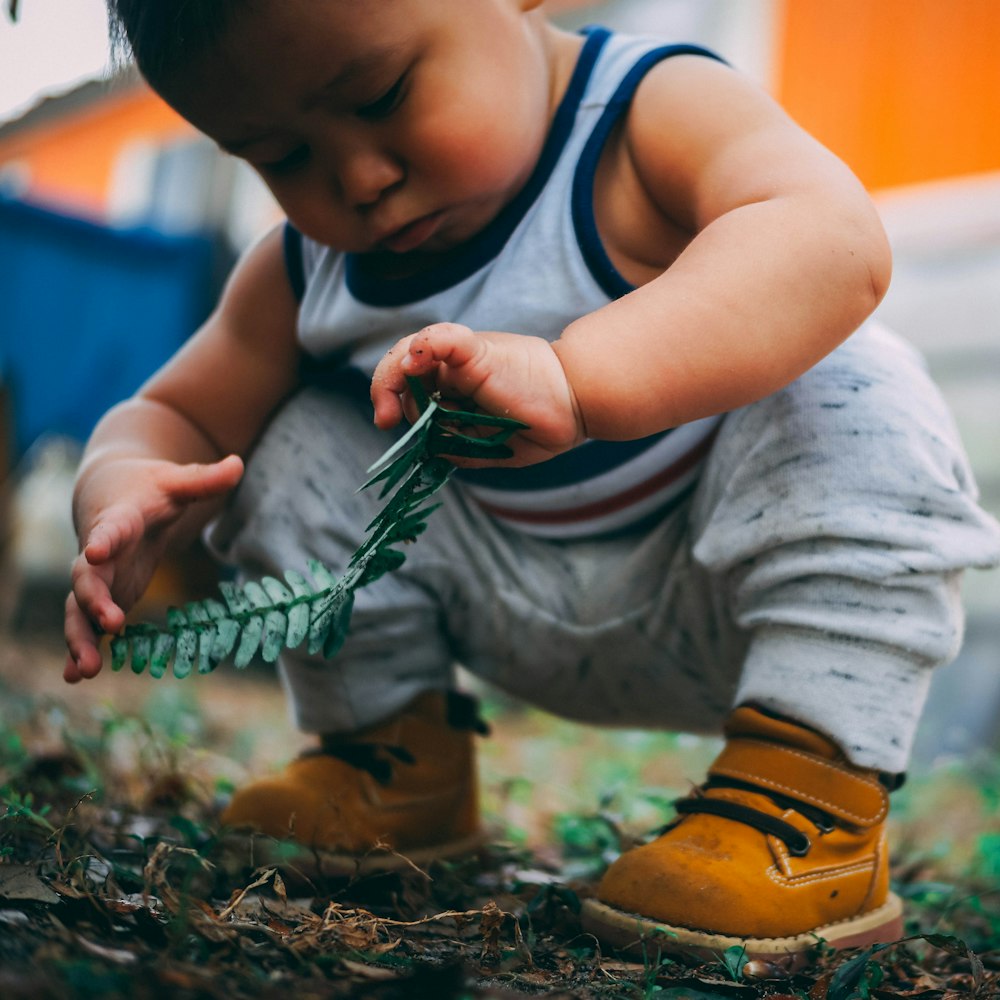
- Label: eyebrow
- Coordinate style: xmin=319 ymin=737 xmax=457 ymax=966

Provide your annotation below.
xmin=218 ymin=44 xmax=407 ymax=154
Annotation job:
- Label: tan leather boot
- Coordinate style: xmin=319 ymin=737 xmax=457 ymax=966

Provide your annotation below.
xmin=220 ymin=691 xmax=484 ymax=873
xmin=582 ymin=706 xmax=903 ymax=964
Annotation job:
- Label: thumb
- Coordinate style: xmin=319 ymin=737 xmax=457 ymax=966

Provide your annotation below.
xmin=162 ymin=454 xmax=245 ymax=503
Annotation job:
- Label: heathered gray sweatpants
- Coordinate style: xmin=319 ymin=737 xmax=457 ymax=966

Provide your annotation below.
xmin=206 ymin=322 xmax=1000 ymax=773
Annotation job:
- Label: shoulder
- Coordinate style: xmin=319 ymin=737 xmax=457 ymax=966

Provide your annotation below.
xmin=621 ymin=54 xmax=859 ymax=225
xmin=221 ymin=226 xmax=297 ymax=312
xmin=631 ymin=57 xmax=791 ymax=186
xmin=213 ymin=225 xmax=300 ymax=354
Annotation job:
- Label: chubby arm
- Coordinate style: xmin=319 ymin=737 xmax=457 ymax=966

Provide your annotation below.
xmin=65 ymin=226 xmax=300 ymax=681
xmin=553 ymin=54 xmax=892 ymax=439
xmin=374 ymin=55 xmax=890 ymax=452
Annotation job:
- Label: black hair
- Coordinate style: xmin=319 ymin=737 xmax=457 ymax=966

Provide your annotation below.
xmin=106 ymin=0 xmax=247 ymax=89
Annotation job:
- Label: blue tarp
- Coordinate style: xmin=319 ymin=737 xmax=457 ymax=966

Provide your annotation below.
xmin=0 ymin=195 xmax=216 ymax=460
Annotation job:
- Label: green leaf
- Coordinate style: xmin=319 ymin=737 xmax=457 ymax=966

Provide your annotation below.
xmin=430 ymin=433 xmax=514 ymax=461
xmin=285 ymin=604 xmax=309 ymax=651
xmin=720 ymin=944 xmax=748 ymax=981
xmin=218 ymin=580 xmax=253 ymax=616
xmin=405 ymin=372 xmax=431 ymax=412
xmin=283 ymin=570 xmax=313 ymax=650
xmin=184 ymin=602 xmax=211 ymax=625
xmin=307 ymin=559 xmax=338 ymax=592
xmin=131 ymin=633 xmax=152 ymax=674
xmin=355 ymin=547 xmax=407 ymax=587
xmin=203 ymin=597 xmax=229 ymax=620
xmin=261 ymin=575 xmax=294 ymax=605
xmin=233 ymin=614 xmax=265 ymax=668
xmin=922 ymin=932 xmax=972 ymax=954
xmin=172 ymin=628 xmax=198 ymax=679
xmin=199 ymin=627 xmax=223 ymax=673
xmin=110 ymin=636 xmax=128 ymax=672
xmin=149 ymin=633 xmax=175 ymax=679
xmin=308 ymin=587 xmax=351 ymax=656
xmin=432 ymin=405 xmax=529 ymax=430
xmin=261 ymin=609 xmax=288 ymax=662
xmin=242 ymin=580 xmax=272 ymax=610
xmin=382 ymin=507 xmax=436 ymax=545
xmin=166 ymin=605 xmax=188 ymax=629
xmin=364 ymin=396 xmax=438 ymax=476
xmin=827 ymin=944 xmax=890 ymax=1000
xmin=210 ymin=618 xmax=240 ymax=664
xmin=322 ymin=591 xmax=356 ymax=659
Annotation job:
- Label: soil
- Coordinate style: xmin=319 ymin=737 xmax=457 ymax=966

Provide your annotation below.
xmin=1 ymin=625 xmax=999 ymax=999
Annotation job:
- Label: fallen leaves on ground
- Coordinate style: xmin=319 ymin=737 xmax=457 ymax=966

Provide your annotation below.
xmin=2 ymin=645 xmax=999 ymax=998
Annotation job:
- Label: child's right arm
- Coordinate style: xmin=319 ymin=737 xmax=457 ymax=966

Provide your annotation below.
xmin=64 ymin=226 xmax=301 ymax=683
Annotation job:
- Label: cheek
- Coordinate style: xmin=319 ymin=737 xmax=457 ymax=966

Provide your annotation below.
xmin=257 ymin=180 xmax=314 ymax=235
xmin=264 ymin=179 xmax=357 ymax=249
xmin=414 ymin=96 xmax=545 ymax=195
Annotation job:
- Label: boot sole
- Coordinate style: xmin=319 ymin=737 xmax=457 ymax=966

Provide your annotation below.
xmin=219 ymin=827 xmax=486 ymax=881
xmin=580 ymin=892 xmax=904 ymax=967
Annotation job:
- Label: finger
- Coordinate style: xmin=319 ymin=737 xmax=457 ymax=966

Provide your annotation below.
xmin=402 ymin=324 xmax=493 ymax=402
xmin=71 ymin=558 xmax=126 ymax=635
xmin=162 ymin=454 xmax=244 ymax=503
xmin=371 ymin=336 xmax=418 ymax=429
xmin=84 ymin=509 xmax=143 ymax=564
xmin=64 ymin=592 xmax=105 ymax=681
xmin=64 ymin=654 xmax=82 ymax=684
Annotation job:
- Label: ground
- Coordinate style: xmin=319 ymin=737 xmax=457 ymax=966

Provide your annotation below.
xmin=2 ymin=625 xmax=999 ymax=999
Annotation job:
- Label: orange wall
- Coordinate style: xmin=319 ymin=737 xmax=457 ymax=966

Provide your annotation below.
xmin=0 ymin=86 xmax=194 ymax=215
xmin=776 ymin=0 xmax=1000 ymax=190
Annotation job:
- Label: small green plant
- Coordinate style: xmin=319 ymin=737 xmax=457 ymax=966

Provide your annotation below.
xmin=0 ymin=788 xmax=56 ymax=834
xmin=718 ymin=943 xmax=748 ymax=981
xmin=109 ymin=379 xmax=526 ymax=679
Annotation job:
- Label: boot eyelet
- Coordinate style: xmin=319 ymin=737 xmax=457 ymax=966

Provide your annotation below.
xmin=787 ymin=833 xmax=811 ymax=857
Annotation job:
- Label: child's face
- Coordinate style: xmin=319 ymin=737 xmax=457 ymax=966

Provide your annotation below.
xmin=167 ymin=0 xmax=554 ymax=256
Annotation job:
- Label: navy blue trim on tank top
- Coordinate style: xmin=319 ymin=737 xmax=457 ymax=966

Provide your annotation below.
xmin=572 ymin=43 xmax=725 ymax=300
xmin=456 ymin=428 xmax=673 ymax=491
xmin=283 ymin=221 xmax=306 ymax=302
xmin=342 ymin=27 xmax=612 ymax=308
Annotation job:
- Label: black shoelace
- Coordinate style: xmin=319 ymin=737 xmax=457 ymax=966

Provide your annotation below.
xmin=673 ymin=777 xmax=836 ymax=857
xmin=310 ymin=691 xmax=489 ymax=785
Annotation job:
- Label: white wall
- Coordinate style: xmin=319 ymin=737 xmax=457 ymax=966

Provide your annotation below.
xmin=550 ymin=0 xmax=779 ymax=86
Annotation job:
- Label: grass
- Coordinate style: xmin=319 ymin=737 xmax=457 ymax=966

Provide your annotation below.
xmin=1 ymin=633 xmax=999 ymax=998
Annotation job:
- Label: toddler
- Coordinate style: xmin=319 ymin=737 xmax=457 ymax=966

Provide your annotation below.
xmin=65 ymin=0 xmax=1000 ymax=962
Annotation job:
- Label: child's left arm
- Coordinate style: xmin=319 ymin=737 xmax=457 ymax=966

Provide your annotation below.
xmin=372 ymin=54 xmax=891 ymax=460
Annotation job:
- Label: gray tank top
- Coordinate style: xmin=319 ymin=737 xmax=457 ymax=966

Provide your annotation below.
xmin=287 ymin=27 xmax=724 ymax=538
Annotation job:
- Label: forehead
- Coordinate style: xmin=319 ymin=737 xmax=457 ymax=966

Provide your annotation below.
xmin=223 ymin=0 xmax=406 ymax=71
xmin=162 ymin=0 xmax=415 ymax=131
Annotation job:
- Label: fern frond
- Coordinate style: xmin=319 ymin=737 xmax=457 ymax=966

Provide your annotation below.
xmin=110 ymin=379 xmax=527 ymax=678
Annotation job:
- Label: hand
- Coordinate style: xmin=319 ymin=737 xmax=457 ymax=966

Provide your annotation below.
xmin=63 ymin=454 xmax=244 ymax=683
xmin=370 ymin=323 xmax=586 ymax=467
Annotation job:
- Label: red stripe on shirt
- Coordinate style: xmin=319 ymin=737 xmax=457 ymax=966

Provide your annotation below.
xmin=473 ymin=426 xmax=719 ymax=526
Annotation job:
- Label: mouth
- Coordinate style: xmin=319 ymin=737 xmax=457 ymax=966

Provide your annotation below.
xmin=376 ymin=210 xmax=445 ymax=253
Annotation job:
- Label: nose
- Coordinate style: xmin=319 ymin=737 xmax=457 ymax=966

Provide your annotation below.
xmin=337 ymin=145 xmax=404 ymax=209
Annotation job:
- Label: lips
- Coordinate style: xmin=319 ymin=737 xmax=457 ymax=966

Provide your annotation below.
xmin=377 ymin=210 xmax=445 ymax=253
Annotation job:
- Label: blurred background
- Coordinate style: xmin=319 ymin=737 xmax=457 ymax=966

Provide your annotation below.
xmin=0 ymin=0 xmax=997 ymax=769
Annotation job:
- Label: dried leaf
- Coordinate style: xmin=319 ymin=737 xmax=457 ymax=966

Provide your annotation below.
xmin=75 ymin=935 xmax=138 ymax=965
xmin=0 ymin=865 xmax=60 ymax=904
xmin=340 ymin=959 xmax=401 ymax=981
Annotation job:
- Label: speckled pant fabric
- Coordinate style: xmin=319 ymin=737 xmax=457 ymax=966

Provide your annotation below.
xmin=206 ymin=322 xmax=1000 ymax=773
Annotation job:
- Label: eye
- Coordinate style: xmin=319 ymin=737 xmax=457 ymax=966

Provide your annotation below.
xmin=356 ymin=74 xmax=407 ymax=121
xmin=259 ymin=146 xmax=310 ymax=174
